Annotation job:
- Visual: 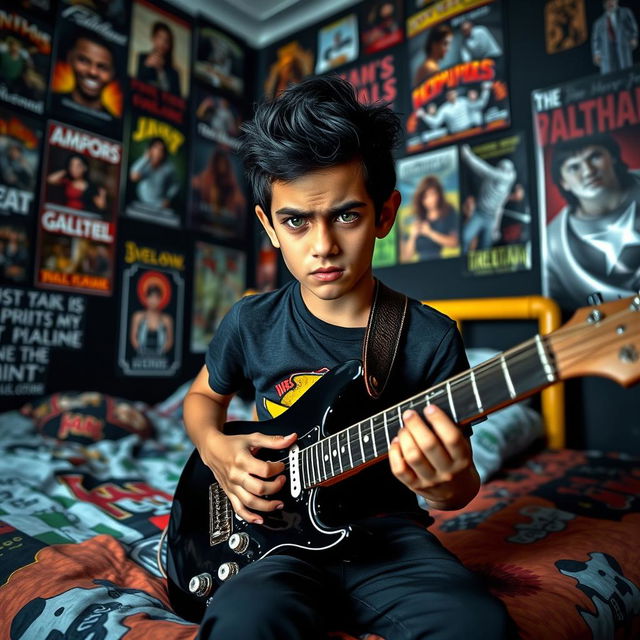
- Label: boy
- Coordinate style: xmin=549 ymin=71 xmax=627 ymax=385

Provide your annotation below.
xmin=183 ymin=76 xmax=511 ymax=639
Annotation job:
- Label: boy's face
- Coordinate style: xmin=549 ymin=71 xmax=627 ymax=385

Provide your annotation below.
xmin=256 ymin=159 xmax=398 ymax=309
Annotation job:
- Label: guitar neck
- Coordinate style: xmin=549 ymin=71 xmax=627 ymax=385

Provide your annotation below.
xmin=299 ymin=333 xmax=556 ymax=488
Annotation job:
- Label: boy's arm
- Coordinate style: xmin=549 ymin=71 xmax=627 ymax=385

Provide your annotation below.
xmin=184 ymin=365 xmax=297 ymax=524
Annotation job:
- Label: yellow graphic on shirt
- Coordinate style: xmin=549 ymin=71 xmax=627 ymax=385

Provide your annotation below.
xmin=264 ymin=370 xmax=328 ymax=418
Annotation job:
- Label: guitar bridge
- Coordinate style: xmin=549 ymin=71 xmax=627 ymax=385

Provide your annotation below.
xmin=209 ymin=482 xmax=232 ymax=546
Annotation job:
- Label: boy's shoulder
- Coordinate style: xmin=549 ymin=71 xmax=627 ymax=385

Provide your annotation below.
xmin=232 ymin=281 xmax=297 ymax=322
xmin=405 ymin=295 xmax=457 ymax=334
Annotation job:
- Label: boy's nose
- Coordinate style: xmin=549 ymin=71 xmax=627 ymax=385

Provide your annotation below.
xmin=311 ymin=223 xmax=339 ymax=257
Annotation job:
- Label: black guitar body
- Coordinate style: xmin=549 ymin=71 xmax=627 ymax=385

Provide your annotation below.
xmin=167 ymin=359 xmax=378 ymax=622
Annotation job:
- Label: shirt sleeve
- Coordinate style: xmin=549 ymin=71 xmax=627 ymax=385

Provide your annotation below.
xmin=204 ymin=300 xmax=247 ymax=395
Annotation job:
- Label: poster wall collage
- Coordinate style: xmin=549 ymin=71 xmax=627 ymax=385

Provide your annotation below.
xmin=1 ymin=0 xmax=640 ymax=397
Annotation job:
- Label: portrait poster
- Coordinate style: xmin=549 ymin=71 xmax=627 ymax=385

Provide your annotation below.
xmin=255 ymin=231 xmax=278 ymax=292
xmin=0 ymin=9 xmax=51 ymax=115
xmin=0 ymin=106 xmax=43 ymax=218
xmin=118 ymin=240 xmax=185 ymax=376
xmin=49 ymin=3 xmax=127 ymax=134
xmin=189 ymin=85 xmax=246 ymax=239
xmin=338 ymin=51 xmax=401 ymax=110
xmin=35 ymin=121 xmax=121 ymax=296
xmin=360 ymin=0 xmax=404 ymax=56
xmin=194 ymin=21 xmax=245 ymax=97
xmin=191 ymin=242 xmax=245 ymax=353
xmin=396 ymin=146 xmax=461 ymax=264
xmin=544 ymin=0 xmax=587 ymax=55
xmin=60 ymin=0 xmax=129 ymax=34
xmin=405 ymin=0 xmax=510 ymax=152
xmin=532 ymin=66 xmax=640 ymax=310
xmin=316 ymin=13 xmax=359 ymax=75
xmin=263 ymin=39 xmax=314 ymax=100
xmin=123 ymin=112 xmax=187 ymax=228
xmin=128 ymin=0 xmax=192 ymax=130
xmin=0 ymin=218 xmax=31 ymax=285
xmin=461 ymin=132 xmax=532 ymax=277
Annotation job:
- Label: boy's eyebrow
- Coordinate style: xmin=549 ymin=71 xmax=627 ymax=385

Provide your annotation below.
xmin=274 ymin=201 xmax=368 ymax=218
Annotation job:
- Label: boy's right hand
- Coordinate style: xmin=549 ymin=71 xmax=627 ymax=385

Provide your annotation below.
xmin=198 ymin=430 xmax=298 ymax=525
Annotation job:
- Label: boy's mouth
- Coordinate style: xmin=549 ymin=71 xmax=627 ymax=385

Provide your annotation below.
xmin=310 ymin=267 xmax=344 ymax=282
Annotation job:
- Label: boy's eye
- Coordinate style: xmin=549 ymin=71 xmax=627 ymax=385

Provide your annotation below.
xmin=284 ymin=217 xmax=306 ymax=229
xmin=337 ymin=212 xmax=359 ymax=223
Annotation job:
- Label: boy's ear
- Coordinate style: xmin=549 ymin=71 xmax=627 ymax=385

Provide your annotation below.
xmin=255 ymin=205 xmax=280 ymax=249
xmin=375 ymin=189 xmax=401 ymax=239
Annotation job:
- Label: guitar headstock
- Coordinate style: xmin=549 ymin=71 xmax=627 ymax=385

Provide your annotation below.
xmin=549 ymin=294 xmax=640 ymax=387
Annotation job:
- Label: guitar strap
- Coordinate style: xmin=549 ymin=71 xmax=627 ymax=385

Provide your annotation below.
xmin=362 ymin=279 xmax=409 ymax=399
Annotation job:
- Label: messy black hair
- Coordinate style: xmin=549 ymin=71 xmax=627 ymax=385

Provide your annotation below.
xmin=239 ymin=75 xmax=402 ymax=223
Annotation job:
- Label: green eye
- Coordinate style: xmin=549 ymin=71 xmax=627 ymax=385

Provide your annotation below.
xmin=338 ymin=212 xmax=359 ymax=223
xmin=285 ymin=217 xmax=305 ymax=229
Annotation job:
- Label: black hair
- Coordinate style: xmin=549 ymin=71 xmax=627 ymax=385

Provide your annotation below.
xmin=424 ymin=23 xmax=453 ymax=57
xmin=550 ymin=133 xmax=632 ymax=208
xmin=147 ymin=136 xmax=168 ymax=159
xmin=146 ymin=284 xmax=162 ymax=297
xmin=239 ymin=74 xmax=402 ymax=223
xmin=67 ymin=28 xmax=116 ymax=65
xmin=151 ymin=21 xmax=175 ymax=68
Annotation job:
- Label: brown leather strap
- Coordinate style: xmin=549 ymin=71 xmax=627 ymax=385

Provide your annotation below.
xmin=362 ymin=279 xmax=408 ymax=399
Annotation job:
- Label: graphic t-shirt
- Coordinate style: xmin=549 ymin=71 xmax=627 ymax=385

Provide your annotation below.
xmin=205 ymin=279 xmax=469 ymax=521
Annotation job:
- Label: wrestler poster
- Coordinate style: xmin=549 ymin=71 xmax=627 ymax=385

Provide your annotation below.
xmin=118 ymin=240 xmax=185 ymax=376
xmin=35 ymin=122 xmax=121 ymax=296
xmin=360 ymin=0 xmax=403 ymax=56
xmin=0 ymin=9 xmax=51 ymax=115
xmin=461 ymin=132 xmax=532 ymax=277
xmin=189 ymin=85 xmax=246 ymax=239
xmin=191 ymin=241 xmax=245 ymax=352
xmin=405 ymin=0 xmax=510 ymax=153
xmin=396 ymin=145 xmax=461 ymax=264
xmin=532 ymin=66 xmax=640 ymax=310
xmin=123 ymin=112 xmax=187 ymax=227
xmin=48 ymin=2 xmax=127 ymax=135
xmin=127 ymin=0 xmax=192 ymax=131
xmin=194 ymin=20 xmax=245 ymax=97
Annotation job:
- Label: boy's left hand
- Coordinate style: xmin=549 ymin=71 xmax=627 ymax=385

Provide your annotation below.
xmin=389 ymin=404 xmax=480 ymax=510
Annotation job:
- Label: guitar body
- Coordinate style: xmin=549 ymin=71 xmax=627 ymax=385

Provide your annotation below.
xmin=167 ymin=359 xmax=371 ymax=622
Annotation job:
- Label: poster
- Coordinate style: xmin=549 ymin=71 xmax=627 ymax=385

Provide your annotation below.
xmin=338 ymin=51 xmax=400 ymax=109
xmin=255 ymin=232 xmax=278 ymax=292
xmin=406 ymin=0 xmax=510 ymax=152
xmin=544 ymin=0 xmax=587 ymax=55
xmin=189 ymin=85 xmax=246 ymax=238
xmin=263 ymin=40 xmax=314 ymax=99
xmin=316 ymin=14 xmax=359 ymax=74
xmin=360 ymin=0 xmax=403 ymax=56
xmin=0 ymin=9 xmax=51 ymax=115
xmin=0 ymin=106 xmax=42 ymax=218
xmin=191 ymin=242 xmax=245 ymax=353
xmin=118 ymin=240 xmax=185 ymax=376
xmin=124 ymin=113 xmax=186 ymax=227
xmin=461 ymin=132 xmax=532 ymax=276
xmin=194 ymin=22 xmax=244 ymax=97
xmin=49 ymin=3 xmax=127 ymax=134
xmin=0 ymin=219 xmax=31 ymax=285
xmin=396 ymin=146 xmax=461 ymax=264
xmin=35 ymin=122 xmax=121 ymax=296
xmin=0 ymin=286 xmax=86 ymax=397
xmin=532 ymin=66 xmax=640 ymax=310
xmin=59 ymin=0 xmax=128 ymax=33
xmin=590 ymin=1 xmax=639 ymax=76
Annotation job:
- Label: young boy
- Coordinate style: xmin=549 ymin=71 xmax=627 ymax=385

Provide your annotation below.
xmin=183 ymin=75 xmax=511 ymax=640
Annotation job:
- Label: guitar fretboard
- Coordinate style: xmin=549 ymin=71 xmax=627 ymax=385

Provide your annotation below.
xmin=299 ymin=334 xmax=556 ymax=488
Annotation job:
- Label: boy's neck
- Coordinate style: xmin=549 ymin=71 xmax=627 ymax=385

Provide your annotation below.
xmin=299 ymin=272 xmax=376 ymax=328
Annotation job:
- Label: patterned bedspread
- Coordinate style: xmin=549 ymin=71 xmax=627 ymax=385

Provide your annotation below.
xmin=0 ymin=407 xmax=638 ymax=640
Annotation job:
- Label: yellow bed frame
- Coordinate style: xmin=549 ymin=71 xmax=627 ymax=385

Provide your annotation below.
xmin=424 ymin=296 xmax=565 ymax=448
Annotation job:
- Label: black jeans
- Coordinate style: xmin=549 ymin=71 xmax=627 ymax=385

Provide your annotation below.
xmin=198 ymin=516 xmax=512 ymax=640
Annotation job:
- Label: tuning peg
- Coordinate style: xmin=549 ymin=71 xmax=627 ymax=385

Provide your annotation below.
xmin=587 ymin=292 xmax=604 ymax=306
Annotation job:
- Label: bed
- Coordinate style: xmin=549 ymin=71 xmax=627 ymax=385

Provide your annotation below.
xmin=0 ymin=295 xmax=638 ymax=640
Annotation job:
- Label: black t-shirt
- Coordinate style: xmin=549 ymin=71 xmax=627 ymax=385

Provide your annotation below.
xmin=205 ymin=279 xmax=469 ymax=521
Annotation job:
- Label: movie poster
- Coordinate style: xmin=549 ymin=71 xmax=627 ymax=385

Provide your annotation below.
xmin=338 ymin=51 xmax=401 ymax=110
xmin=532 ymin=66 xmax=640 ymax=310
xmin=590 ymin=1 xmax=639 ymax=76
xmin=255 ymin=232 xmax=278 ymax=292
xmin=191 ymin=241 xmax=245 ymax=353
xmin=461 ymin=132 xmax=532 ymax=276
xmin=49 ymin=2 xmax=127 ymax=134
xmin=263 ymin=39 xmax=314 ymax=100
xmin=124 ymin=112 xmax=187 ymax=227
xmin=60 ymin=0 xmax=128 ymax=33
xmin=406 ymin=0 xmax=510 ymax=152
xmin=360 ymin=0 xmax=403 ymax=56
xmin=127 ymin=0 xmax=191 ymax=129
xmin=118 ymin=240 xmax=184 ymax=376
xmin=194 ymin=21 xmax=244 ymax=97
xmin=316 ymin=13 xmax=359 ymax=74
xmin=0 ymin=106 xmax=42 ymax=218
xmin=396 ymin=146 xmax=461 ymax=264
xmin=189 ymin=85 xmax=246 ymax=238
xmin=0 ymin=219 xmax=31 ymax=284
xmin=0 ymin=9 xmax=51 ymax=115
xmin=35 ymin=121 xmax=121 ymax=296
xmin=544 ymin=0 xmax=587 ymax=55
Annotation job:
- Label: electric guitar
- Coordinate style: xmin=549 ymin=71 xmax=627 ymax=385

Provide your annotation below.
xmin=166 ymin=296 xmax=640 ymax=622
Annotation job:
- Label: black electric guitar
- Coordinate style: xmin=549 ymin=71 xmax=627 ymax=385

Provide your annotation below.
xmin=166 ymin=296 xmax=640 ymax=622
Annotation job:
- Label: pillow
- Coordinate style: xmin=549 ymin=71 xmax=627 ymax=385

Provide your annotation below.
xmin=22 ymin=392 xmax=154 ymax=444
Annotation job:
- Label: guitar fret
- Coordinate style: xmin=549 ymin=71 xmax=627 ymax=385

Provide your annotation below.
xmin=470 ymin=369 xmax=483 ymax=412
xmin=310 ymin=445 xmax=318 ymax=485
xmin=324 ymin=438 xmax=334 ymax=478
xmin=535 ymin=334 xmax=556 ymax=382
xmin=302 ymin=448 xmax=310 ymax=487
xmin=346 ymin=426 xmax=354 ymax=468
xmin=446 ymin=381 xmax=458 ymax=422
xmin=500 ymin=355 xmax=516 ymax=398
xmin=370 ymin=418 xmax=377 ymax=457
xmin=331 ymin=433 xmax=342 ymax=474
xmin=316 ymin=442 xmax=324 ymax=482
xmin=337 ymin=431 xmax=348 ymax=473
xmin=358 ymin=422 xmax=365 ymax=463
xmin=383 ymin=413 xmax=390 ymax=448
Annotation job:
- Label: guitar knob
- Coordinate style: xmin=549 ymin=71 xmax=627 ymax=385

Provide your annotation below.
xmin=228 ymin=533 xmax=250 ymax=553
xmin=188 ymin=572 xmax=213 ymax=597
xmin=217 ymin=562 xmax=239 ymax=581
